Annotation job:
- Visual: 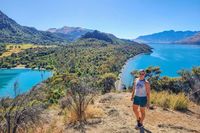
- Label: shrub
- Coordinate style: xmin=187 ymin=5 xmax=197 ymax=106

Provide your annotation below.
xmin=171 ymin=93 xmax=189 ymax=110
xmin=99 ymin=73 xmax=117 ymax=94
xmin=0 ymin=91 xmax=45 ymax=133
xmin=151 ymin=91 xmax=189 ymax=111
xmin=62 ymin=80 xmax=97 ymax=126
xmin=64 ymin=105 xmax=103 ymax=125
xmin=46 ymin=73 xmax=78 ymax=104
xmin=178 ymin=67 xmax=200 ymax=104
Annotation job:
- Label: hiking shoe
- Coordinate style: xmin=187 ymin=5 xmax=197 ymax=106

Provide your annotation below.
xmin=135 ymin=120 xmax=140 ymax=129
xmin=138 ymin=123 xmax=144 ymax=128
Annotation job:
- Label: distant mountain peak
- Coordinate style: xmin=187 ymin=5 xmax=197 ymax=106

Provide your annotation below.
xmin=47 ymin=26 xmax=91 ymax=33
xmin=47 ymin=26 xmax=93 ymax=41
xmin=135 ymin=30 xmax=199 ymax=44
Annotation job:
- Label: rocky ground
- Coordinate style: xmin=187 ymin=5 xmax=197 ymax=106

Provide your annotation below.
xmin=38 ymin=92 xmax=200 ymax=133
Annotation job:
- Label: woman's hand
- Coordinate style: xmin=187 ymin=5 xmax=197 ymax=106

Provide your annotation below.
xmin=131 ymin=97 xmax=134 ymax=101
xmin=146 ymin=102 xmax=150 ymax=109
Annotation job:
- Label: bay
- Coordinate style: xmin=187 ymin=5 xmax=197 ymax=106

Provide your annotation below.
xmin=0 ymin=68 xmax=52 ymax=97
xmin=121 ymin=43 xmax=200 ymax=88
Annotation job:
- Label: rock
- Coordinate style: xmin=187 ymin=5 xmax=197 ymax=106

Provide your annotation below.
xmin=87 ymin=118 xmax=102 ymax=125
xmin=99 ymin=95 xmax=113 ymax=103
xmin=107 ymin=108 xmax=119 ymax=117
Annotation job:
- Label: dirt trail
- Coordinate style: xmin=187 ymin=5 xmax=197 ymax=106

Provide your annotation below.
xmin=40 ymin=92 xmax=200 ymax=133
xmin=67 ymin=92 xmax=200 ymax=133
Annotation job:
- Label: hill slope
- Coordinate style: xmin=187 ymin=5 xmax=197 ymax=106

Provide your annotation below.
xmin=47 ymin=26 xmax=93 ymax=41
xmin=36 ymin=92 xmax=200 ymax=133
xmin=0 ymin=10 xmax=68 ymax=45
xmin=177 ymin=32 xmax=200 ymax=44
xmin=135 ymin=30 xmax=198 ymax=44
xmin=80 ymin=30 xmax=143 ymax=46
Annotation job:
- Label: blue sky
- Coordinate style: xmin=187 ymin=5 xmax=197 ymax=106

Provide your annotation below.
xmin=1 ymin=0 xmax=200 ymax=39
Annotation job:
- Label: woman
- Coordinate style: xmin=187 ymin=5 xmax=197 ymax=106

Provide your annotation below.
xmin=131 ymin=69 xmax=150 ymax=129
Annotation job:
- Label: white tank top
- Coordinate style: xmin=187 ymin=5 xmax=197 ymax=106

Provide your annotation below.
xmin=134 ymin=78 xmax=147 ymax=97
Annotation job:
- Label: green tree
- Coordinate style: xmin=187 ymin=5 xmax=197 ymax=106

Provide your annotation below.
xmin=99 ymin=73 xmax=117 ymax=93
xmin=178 ymin=67 xmax=200 ymax=103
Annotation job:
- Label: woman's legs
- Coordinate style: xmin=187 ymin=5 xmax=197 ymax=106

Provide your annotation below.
xmin=140 ymin=107 xmax=145 ymax=124
xmin=133 ymin=104 xmax=140 ymax=121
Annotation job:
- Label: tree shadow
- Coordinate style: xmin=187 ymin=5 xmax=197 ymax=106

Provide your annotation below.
xmin=158 ymin=124 xmax=199 ymax=133
xmin=66 ymin=118 xmax=102 ymax=133
xmin=180 ymin=109 xmax=195 ymax=115
xmin=139 ymin=127 xmax=152 ymax=133
xmin=66 ymin=121 xmax=87 ymax=133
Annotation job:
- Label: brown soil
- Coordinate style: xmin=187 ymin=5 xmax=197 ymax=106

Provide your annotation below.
xmin=38 ymin=92 xmax=200 ymax=133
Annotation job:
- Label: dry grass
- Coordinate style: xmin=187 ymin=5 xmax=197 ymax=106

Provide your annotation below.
xmin=64 ymin=105 xmax=103 ymax=124
xmin=85 ymin=105 xmax=104 ymax=118
xmin=0 ymin=44 xmax=56 ymax=58
xmin=5 ymin=44 xmax=37 ymax=49
xmin=0 ymin=44 xmax=36 ymax=58
xmin=30 ymin=104 xmax=64 ymax=133
xmin=29 ymin=123 xmax=63 ymax=133
xmin=16 ymin=92 xmax=200 ymax=133
xmin=151 ymin=90 xmax=189 ymax=110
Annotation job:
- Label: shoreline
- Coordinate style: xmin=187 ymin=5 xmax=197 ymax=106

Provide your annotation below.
xmin=119 ymin=52 xmax=152 ymax=75
xmin=118 ymin=43 xmax=196 ymax=89
xmin=116 ymin=51 xmax=152 ymax=90
xmin=0 ymin=66 xmax=52 ymax=71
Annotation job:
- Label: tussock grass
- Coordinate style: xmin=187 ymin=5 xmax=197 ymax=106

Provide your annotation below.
xmin=85 ymin=105 xmax=104 ymax=118
xmin=151 ymin=90 xmax=189 ymax=111
xmin=64 ymin=105 xmax=103 ymax=124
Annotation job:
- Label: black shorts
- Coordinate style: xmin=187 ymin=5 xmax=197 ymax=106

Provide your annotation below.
xmin=133 ymin=96 xmax=147 ymax=107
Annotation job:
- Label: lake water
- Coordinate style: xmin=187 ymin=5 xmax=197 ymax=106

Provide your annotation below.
xmin=121 ymin=43 xmax=200 ymax=88
xmin=0 ymin=69 xmax=52 ymax=97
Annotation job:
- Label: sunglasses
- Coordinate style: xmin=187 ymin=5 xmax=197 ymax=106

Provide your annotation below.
xmin=139 ymin=72 xmax=145 ymax=75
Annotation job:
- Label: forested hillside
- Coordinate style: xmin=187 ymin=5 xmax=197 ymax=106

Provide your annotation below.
xmin=0 ymin=10 xmax=68 ymax=45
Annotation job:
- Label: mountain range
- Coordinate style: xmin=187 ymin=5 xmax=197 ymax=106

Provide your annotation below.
xmin=0 ymin=10 xmax=134 ymax=45
xmin=47 ymin=26 xmax=92 ymax=41
xmin=0 ymin=10 xmax=68 ymax=45
xmin=135 ymin=30 xmax=200 ymax=44
xmin=0 ymin=10 xmax=200 ymax=45
xmin=177 ymin=32 xmax=200 ymax=44
xmin=0 ymin=10 xmax=144 ymax=46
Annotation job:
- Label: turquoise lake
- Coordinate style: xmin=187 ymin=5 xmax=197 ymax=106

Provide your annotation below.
xmin=121 ymin=43 xmax=200 ymax=88
xmin=0 ymin=69 xmax=52 ymax=97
